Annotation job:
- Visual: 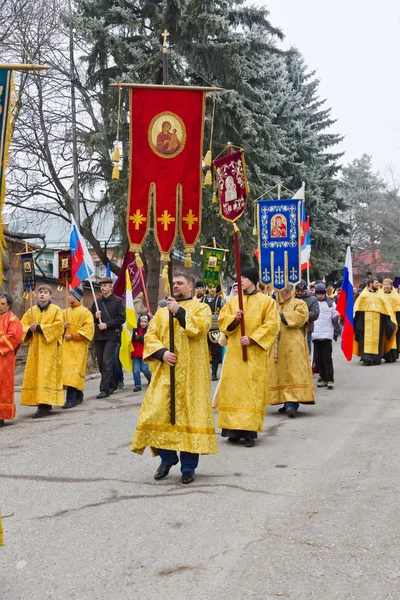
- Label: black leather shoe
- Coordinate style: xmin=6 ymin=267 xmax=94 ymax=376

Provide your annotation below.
xmin=117 ymin=381 xmax=125 ymax=389
xmin=32 ymin=405 xmax=52 ymax=419
xmin=133 ymin=386 xmax=142 ymax=392
xmin=278 ymin=405 xmax=286 ymax=414
xmin=96 ymin=391 xmax=110 ymax=399
xmin=63 ymin=401 xmax=78 ymax=410
xmin=211 ymin=375 xmax=218 ymax=381
xmin=181 ymin=472 xmax=195 ymax=484
xmin=0 ymin=419 xmax=5 ymax=427
xmin=244 ymin=438 xmax=255 ymax=448
xmin=154 ymin=460 xmax=178 ymax=480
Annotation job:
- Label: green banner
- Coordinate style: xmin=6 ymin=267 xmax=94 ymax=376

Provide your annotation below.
xmin=202 ymin=248 xmax=224 ymax=289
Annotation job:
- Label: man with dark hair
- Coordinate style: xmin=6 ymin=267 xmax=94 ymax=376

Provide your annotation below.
xmin=354 ymin=277 xmax=397 ymax=366
xmin=131 ymin=269 xmax=217 ymax=484
xmin=193 ymin=280 xmax=205 ymax=301
xmin=21 ymin=284 xmax=64 ymax=418
xmin=295 ymin=280 xmax=319 ymax=352
xmin=217 ymin=267 xmax=280 ymax=446
xmin=91 ymin=277 xmax=126 ymax=399
xmin=0 ymin=293 xmax=23 ymax=426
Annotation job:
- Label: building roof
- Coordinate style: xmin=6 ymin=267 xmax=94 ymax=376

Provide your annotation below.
xmin=352 ymin=249 xmax=394 ymax=276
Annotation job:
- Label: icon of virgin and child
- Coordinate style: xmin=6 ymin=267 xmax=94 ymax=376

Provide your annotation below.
xmin=156 ymin=120 xmax=181 ymax=155
xmin=271 ymin=214 xmax=287 ymax=238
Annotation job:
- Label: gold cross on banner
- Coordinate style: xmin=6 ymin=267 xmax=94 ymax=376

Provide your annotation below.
xmin=182 ymin=209 xmax=199 ymax=231
xmin=129 ymin=209 xmax=147 ymax=230
xmin=157 ymin=210 xmax=175 ymax=231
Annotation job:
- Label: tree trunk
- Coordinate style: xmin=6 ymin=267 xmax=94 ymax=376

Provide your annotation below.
xmin=144 ymin=250 xmax=161 ymax=314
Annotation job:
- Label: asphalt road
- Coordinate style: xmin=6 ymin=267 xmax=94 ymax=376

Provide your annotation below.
xmin=1 ymin=344 xmax=399 ymax=600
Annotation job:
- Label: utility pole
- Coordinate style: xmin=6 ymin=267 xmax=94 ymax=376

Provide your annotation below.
xmin=69 ymin=0 xmax=80 ymax=225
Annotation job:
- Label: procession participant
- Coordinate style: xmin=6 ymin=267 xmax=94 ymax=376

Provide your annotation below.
xmin=217 ymin=267 xmax=280 ymax=447
xmin=295 ymin=280 xmax=319 ymax=352
xmin=354 ymin=277 xmax=397 ymax=366
xmin=62 ymin=288 xmax=95 ymax=409
xmin=193 ymin=280 xmax=205 ymax=302
xmin=312 ymin=283 xmax=338 ymax=390
xmin=226 ymin=282 xmax=238 ymax=301
xmin=131 ymin=270 xmax=217 ymax=484
xmin=380 ymin=278 xmax=400 ymax=362
xmin=91 ymin=277 xmax=125 ymax=399
xmin=20 ymin=284 xmax=64 ymax=418
xmin=268 ymin=285 xmax=315 ymax=417
xmin=326 ymin=281 xmax=335 ymax=299
xmin=131 ymin=314 xmax=152 ymax=392
xmin=0 ymin=294 xmax=23 ymax=426
xmin=201 ymin=284 xmax=224 ymax=381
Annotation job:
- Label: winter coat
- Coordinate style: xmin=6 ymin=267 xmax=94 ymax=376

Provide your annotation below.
xmin=131 ymin=325 xmax=148 ymax=358
xmin=296 ymin=291 xmax=320 ymax=333
xmin=312 ymin=297 xmax=338 ymax=341
xmin=91 ymin=293 xmax=126 ymax=342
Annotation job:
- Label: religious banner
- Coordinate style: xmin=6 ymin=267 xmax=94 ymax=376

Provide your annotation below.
xmin=257 ymin=198 xmax=301 ymax=290
xmin=113 ymin=249 xmax=144 ymax=302
xmin=0 ymin=69 xmax=14 ymax=284
xmin=57 ymin=250 xmax=72 ymax=290
xmin=213 ymin=149 xmax=249 ymax=222
xmin=202 ymin=247 xmax=225 ymax=289
xmin=20 ymin=253 xmax=36 ymax=297
xmin=127 ymin=86 xmax=206 ymax=263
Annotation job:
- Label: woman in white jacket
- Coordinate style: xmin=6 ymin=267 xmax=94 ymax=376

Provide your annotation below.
xmin=312 ymin=283 xmax=338 ymax=389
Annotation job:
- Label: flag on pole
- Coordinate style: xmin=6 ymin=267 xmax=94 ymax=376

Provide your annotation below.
xmin=336 ymin=246 xmax=354 ymax=361
xmin=69 ymin=216 xmax=95 ymax=287
xmin=119 ymin=269 xmax=137 ymax=372
xmin=292 ymin=184 xmax=311 ymax=270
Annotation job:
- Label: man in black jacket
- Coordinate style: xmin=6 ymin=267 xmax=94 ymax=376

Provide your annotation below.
xmin=91 ymin=277 xmax=126 ymax=398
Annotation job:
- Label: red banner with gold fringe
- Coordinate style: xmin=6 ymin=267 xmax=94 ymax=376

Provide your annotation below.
xmin=214 ymin=149 xmax=248 ymax=222
xmin=127 ymin=87 xmax=206 ymax=261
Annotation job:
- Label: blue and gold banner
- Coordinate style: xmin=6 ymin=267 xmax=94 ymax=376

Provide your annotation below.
xmin=21 ymin=253 xmax=36 ymax=297
xmin=0 ymin=69 xmax=13 ymax=284
xmin=257 ymin=198 xmax=301 ymax=290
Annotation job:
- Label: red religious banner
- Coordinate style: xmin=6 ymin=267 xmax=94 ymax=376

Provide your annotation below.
xmin=128 ymin=87 xmax=206 ymax=263
xmin=213 ymin=149 xmax=249 ymax=222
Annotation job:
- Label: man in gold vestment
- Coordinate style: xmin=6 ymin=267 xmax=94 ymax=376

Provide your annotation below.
xmin=62 ymin=288 xmax=94 ymax=409
xmin=354 ymin=277 xmax=397 ymax=366
xmin=0 ymin=293 xmax=23 ymax=426
xmin=380 ymin=279 xmax=400 ymax=363
xmin=217 ymin=267 xmax=280 ymax=447
xmin=131 ymin=270 xmax=217 ymax=484
xmin=267 ymin=286 xmax=315 ymax=418
xmin=21 ymin=284 xmax=64 ymax=418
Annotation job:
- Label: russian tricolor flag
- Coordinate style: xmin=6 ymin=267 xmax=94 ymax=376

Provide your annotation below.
xmin=70 ymin=216 xmax=95 ymax=287
xmin=336 ymin=246 xmax=354 ymax=361
xmin=292 ymin=184 xmax=311 ymax=270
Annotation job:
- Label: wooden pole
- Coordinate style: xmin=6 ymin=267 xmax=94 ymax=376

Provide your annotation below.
xmin=65 ymin=285 xmax=69 ymax=331
xmin=162 ymin=29 xmax=176 ymax=425
xmin=139 ymin=267 xmax=152 ymax=317
xmin=227 ymin=143 xmax=247 ymax=361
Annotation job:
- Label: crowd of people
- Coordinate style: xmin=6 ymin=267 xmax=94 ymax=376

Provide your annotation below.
xmin=1 ymin=268 xmax=400 ymax=486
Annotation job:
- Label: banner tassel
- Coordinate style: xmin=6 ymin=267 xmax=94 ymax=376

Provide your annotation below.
xmin=205 ymin=150 xmax=212 ymax=167
xmin=161 ymin=264 xmax=171 ymax=296
xmin=112 ymin=163 xmax=120 ymax=180
xmin=204 ymin=169 xmax=212 ymax=186
xmin=184 ymin=253 xmax=192 ymax=268
xmin=212 ymin=191 xmax=217 ymax=204
xmin=135 ymin=252 xmax=144 ymax=268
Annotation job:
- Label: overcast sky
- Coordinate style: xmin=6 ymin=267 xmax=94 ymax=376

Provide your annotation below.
xmin=257 ymin=0 xmax=400 ymax=174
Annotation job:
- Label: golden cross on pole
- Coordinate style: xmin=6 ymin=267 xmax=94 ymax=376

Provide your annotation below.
xmin=157 ymin=210 xmax=175 ymax=231
xmin=161 ymin=29 xmax=170 ymax=53
xmin=182 ymin=209 xmax=199 ymax=231
xmin=129 ymin=209 xmax=147 ymax=230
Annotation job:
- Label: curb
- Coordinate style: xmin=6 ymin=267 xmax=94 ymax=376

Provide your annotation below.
xmin=15 ymin=372 xmax=101 ymax=392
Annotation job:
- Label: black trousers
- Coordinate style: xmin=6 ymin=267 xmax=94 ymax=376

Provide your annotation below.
xmin=313 ymin=339 xmax=334 ymax=382
xmin=94 ymin=340 xmax=118 ymax=392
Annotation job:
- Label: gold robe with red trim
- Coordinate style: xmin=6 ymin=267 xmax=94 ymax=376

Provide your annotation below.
xmin=131 ymin=299 xmax=217 ymax=456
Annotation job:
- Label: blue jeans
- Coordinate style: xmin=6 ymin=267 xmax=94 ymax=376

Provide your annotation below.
xmin=133 ymin=357 xmax=151 ymax=388
xmin=286 ymin=402 xmax=299 ymax=413
xmin=157 ymin=449 xmax=199 ymax=474
xmin=113 ymin=344 xmax=124 ymax=384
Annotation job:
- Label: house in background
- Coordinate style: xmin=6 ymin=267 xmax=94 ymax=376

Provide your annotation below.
xmin=352 ymin=249 xmax=395 ymax=289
